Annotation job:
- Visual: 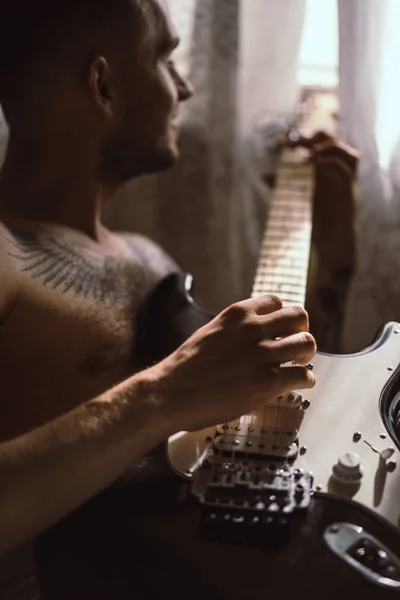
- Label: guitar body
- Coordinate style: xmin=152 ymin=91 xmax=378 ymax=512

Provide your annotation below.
xmin=35 ymin=273 xmax=400 ymax=600
xmin=35 ymin=490 xmax=400 ymax=600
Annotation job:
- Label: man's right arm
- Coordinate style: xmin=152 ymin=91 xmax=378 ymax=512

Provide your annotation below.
xmin=0 ymin=282 xmax=317 ymax=556
xmin=0 ymin=370 xmax=171 ymax=556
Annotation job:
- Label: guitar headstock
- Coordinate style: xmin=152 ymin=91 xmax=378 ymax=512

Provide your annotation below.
xmin=279 ymin=129 xmax=359 ymax=174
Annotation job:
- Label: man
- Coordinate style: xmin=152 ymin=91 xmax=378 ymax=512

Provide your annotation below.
xmin=0 ymin=0 xmax=316 ymax=595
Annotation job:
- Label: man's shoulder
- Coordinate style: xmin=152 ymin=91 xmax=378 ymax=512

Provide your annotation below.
xmin=0 ymin=221 xmax=20 ymax=273
xmin=0 ymin=221 xmax=20 ymax=323
xmin=0 ymin=220 xmax=18 ymax=247
xmin=117 ymin=232 xmax=180 ymax=279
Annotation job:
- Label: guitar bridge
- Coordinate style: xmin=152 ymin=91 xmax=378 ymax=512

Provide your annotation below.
xmin=191 ymin=459 xmax=313 ymax=542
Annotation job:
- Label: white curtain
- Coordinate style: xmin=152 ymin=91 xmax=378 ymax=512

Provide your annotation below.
xmin=338 ymin=0 xmax=400 ymax=351
xmin=104 ymin=0 xmax=306 ymax=312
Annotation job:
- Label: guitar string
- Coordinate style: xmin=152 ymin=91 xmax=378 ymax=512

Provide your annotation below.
xmin=222 ymin=140 xmax=312 ymax=515
xmin=271 ymin=154 xmax=310 ymax=509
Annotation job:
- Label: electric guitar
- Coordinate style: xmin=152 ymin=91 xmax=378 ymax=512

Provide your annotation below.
xmin=35 ymin=130 xmax=400 ymax=600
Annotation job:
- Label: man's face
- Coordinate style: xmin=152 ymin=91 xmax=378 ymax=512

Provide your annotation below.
xmin=100 ymin=0 xmax=193 ymax=184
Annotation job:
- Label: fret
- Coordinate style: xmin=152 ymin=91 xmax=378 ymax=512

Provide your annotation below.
xmin=258 ymin=256 xmax=309 ymax=267
xmin=263 ymin=227 xmax=310 ymax=233
xmin=253 ymin=283 xmax=305 ymax=294
xmin=269 ymin=218 xmax=311 ymax=226
xmin=268 ymin=212 xmax=310 ymax=222
xmin=269 ymin=203 xmax=311 ymax=212
xmin=257 ymin=282 xmax=307 ymax=292
xmin=268 ymin=224 xmax=309 ymax=233
xmin=259 ymin=255 xmax=310 ymax=265
xmin=260 ymin=241 xmax=310 ymax=250
xmin=258 ymin=259 xmax=309 ymax=268
xmin=263 ymin=236 xmax=309 ymax=245
xmin=263 ymin=220 xmax=310 ymax=229
xmin=266 ymin=216 xmax=310 ymax=226
xmin=269 ymin=202 xmax=310 ymax=209
xmin=261 ymin=237 xmax=310 ymax=246
xmin=254 ymin=277 xmax=308 ymax=289
xmin=274 ymin=186 xmax=311 ymax=193
xmin=269 ymin=203 xmax=310 ymax=212
xmin=255 ymin=287 xmax=307 ymax=298
xmin=267 ymin=207 xmax=309 ymax=214
xmin=255 ymin=272 xmax=306 ymax=282
xmin=256 ymin=270 xmax=307 ymax=281
xmin=258 ymin=261 xmax=309 ymax=271
xmin=262 ymin=236 xmax=310 ymax=246
xmin=270 ymin=198 xmax=310 ymax=204
xmin=258 ymin=254 xmax=309 ymax=263
xmin=253 ymin=285 xmax=305 ymax=296
xmin=260 ymin=247 xmax=310 ymax=257
xmin=254 ymin=276 xmax=307 ymax=288
xmin=277 ymin=175 xmax=312 ymax=182
xmin=254 ymin=278 xmax=306 ymax=290
xmin=274 ymin=189 xmax=311 ymax=197
xmin=266 ymin=222 xmax=309 ymax=231
xmin=272 ymin=207 xmax=311 ymax=213
xmin=254 ymin=270 xmax=307 ymax=281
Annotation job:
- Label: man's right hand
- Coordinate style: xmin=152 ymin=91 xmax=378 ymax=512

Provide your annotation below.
xmin=150 ymin=295 xmax=317 ymax=433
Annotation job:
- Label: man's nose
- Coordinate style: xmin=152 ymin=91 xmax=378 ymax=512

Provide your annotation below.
xmin=177 ymin=73 xmax=195 ymax=102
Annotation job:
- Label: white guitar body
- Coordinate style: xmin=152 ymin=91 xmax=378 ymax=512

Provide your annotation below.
xmin=168 ymin=322 xmax=400 ymax=530
xmin=164 ymin=140 xmax=400 ymax=591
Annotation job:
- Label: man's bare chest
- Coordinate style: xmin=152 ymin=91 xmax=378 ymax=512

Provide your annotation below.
xmin=2 ymin=281 xmax=139 ymax=375
xmin=0 ymin=226 xmax=171 ymax=439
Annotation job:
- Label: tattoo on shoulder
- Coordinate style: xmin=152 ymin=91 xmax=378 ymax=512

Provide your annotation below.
xmin=7 ymin=231 xmax=128 ymax=303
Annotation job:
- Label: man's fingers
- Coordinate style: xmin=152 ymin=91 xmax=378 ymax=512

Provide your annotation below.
xmin=230 ymin=295 xmax=283 ymax=317
xmin=260 ymin=305 xmax=309 ymax=339
xmin=275 ymin=365 xmax=317 ymax=395
xmin=260 ymin=331 xmax=316 ymax=366
xmin=251 ymin=295 xmax=283 ymax=316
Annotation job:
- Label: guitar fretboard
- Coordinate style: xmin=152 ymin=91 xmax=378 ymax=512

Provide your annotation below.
xmin=252 ymin=149 xmax=314 ymax=308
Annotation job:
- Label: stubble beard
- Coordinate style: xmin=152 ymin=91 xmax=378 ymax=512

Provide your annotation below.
xmin=99 ymin=130 xmax=179 ymax=185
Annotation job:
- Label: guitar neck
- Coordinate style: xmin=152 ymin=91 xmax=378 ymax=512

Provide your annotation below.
xmin=252 ymin=148 xmax=314 ymax=308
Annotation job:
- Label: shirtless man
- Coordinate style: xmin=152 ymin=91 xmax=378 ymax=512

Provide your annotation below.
xmin=0 ymin=0 xmax=316 ymax=574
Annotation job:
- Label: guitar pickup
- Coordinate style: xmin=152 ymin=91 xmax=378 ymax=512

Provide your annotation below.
xmin=213 ymin=435 xmax=298 ymax=459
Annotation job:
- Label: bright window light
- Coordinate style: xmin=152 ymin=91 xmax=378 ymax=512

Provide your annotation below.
xmin=298 ymin=0 xmax=338 ymax=88
xmin=376 ymin=0 xmax=400 ymax=170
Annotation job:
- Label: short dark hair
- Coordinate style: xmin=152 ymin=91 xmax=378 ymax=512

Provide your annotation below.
xmin=0 ymin=0 xmax=144 ymax=118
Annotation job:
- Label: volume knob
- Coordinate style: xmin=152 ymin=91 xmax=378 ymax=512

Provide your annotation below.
xmin=333 ymin=452 xmax=363 ymax=483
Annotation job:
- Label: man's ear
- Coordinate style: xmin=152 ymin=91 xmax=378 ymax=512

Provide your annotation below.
xmin=88 ymin=55 xmax=114 ymax=117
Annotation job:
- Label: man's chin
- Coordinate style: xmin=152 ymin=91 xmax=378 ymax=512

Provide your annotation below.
xmin=100 ymin=138 xmax=180 ymax=186
xmin=148 ymin=143 xmax=180 ymax=173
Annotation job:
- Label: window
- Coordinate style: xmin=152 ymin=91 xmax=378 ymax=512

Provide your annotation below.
xmin=297 ymin=0 xmax=338 ymax=89
xmin=297 ymin=0 xmax=339 ymax=136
